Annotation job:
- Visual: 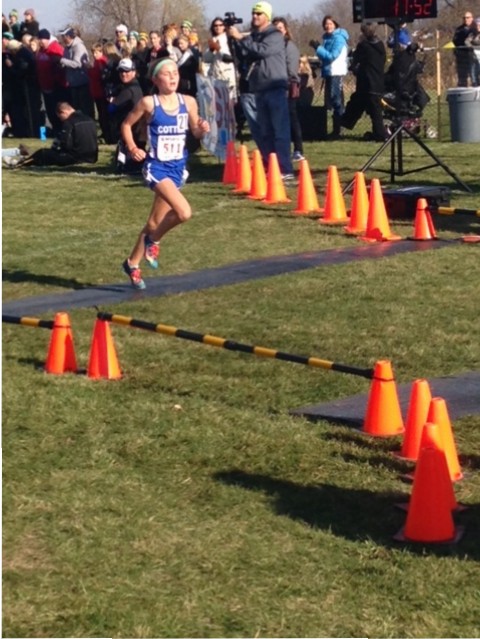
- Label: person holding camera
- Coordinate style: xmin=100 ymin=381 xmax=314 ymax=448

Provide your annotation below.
xmin=310 ymin=15 xmax=349 ymax=139
xmin=227 ymin=1 xmax=294 ymax=180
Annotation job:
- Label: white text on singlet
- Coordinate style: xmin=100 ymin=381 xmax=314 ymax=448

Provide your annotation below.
xmin=155 ymin=113 xmax=189 ymax=161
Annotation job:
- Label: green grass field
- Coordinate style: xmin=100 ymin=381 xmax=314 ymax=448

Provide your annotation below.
xmin=3 ymin=135 xmax=480 ymax=638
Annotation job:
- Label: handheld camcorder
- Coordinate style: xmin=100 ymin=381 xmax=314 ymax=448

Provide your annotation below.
xmin=224 ymin=12 xmax=243 ymax=27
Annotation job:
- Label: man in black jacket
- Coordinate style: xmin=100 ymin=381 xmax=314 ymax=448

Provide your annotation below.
xmin=340 ymin=23 xmax=387 ymax=141
xmin=10 ymin=102 xmax=98 ymax=167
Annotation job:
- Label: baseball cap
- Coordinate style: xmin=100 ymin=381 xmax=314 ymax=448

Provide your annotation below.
xmin=58 ymin=26 xmax=75 ymax=37
xmin=118 ymin=58 xmax=136 ymax=71
xmin=251 ymin=1 xmax=272 ymax=20
xmin=38 ymin=28 xmax=51 ymax=40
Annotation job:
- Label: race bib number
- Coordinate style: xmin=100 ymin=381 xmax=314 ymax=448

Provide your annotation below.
xmin=156 ymin=135 xmax=185 ymax=161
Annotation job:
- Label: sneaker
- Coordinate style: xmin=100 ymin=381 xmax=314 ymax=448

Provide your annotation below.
xmin=292 ymin=151 xmax=305 ymax=161
xmin=3 ymin=156 xmax=19 ymax=167
xmin=144 ymin=235 xmax=160 ymax=269
xmin=122 ymin=259 xmax=146 ymax=290
xmin=281 ymin=173 xmax=295 ymax=182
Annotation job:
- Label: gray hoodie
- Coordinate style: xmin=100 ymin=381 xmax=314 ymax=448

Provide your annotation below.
xmin=237 ymin=24 xmax=288 ymax=93
xmin=60 ymin=35 xmax=90 ymax=87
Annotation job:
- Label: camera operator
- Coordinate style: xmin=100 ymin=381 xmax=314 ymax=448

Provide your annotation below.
xmin=227 ymin=1 xmax=294 ymax=180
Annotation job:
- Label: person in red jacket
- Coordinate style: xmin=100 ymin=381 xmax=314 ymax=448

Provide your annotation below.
xmin=37 ymin=28 xmax=67 ymax=136
xmin=89 ymin=43 xmax=108 ymax=141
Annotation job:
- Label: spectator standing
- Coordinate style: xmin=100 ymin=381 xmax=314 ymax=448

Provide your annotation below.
xmin=298 ymin=54 xmax=315 ymax=106
xmin=471 ymin=17 xmax=480 ymax=86
xmin=108 ymin=57 xmax=145 ymax=172
xmin=115 ymin=24 xmax=129 ymax=52
xmin=59 ymin=26 xmax=95 ymax=119
xmin=203 ymin=17 xmax=237 ymax=101
xmin=8 ymin=36 xmax=43 ymax=137
xmin=273 ymin=16 xmax=304 ymax=160
xmin=36 ymin=28 xmax=67 ymax=136
xmin=228 ymin=1 xmax=294 ymax=180
xmin=340 ymin=23 xmax=387 ymax=141
xmin=452 ymin=11 xmax=478 ymax=87
xmin=387 ymin=22 xmax=412 ymax=49
xmin=19 ymin=8 xmax=39 ymax=38
xmin=177 ymin=34 xmax=198 ymax=96
xmin=132 ymin=32 xmax=150 ymax=94
xmin=89 ymin=42 xmax=109 ymax=141
xmin=120 ymin=58 xmax=210 ymax=289
xmin=312 ymin=15 xmax=349 ymax=139
xmin=8 ymin=10 xmax=21 ymax=39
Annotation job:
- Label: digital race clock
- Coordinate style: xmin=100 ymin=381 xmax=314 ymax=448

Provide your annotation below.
xmin=352 ymin=0 xmax=438 ymax=23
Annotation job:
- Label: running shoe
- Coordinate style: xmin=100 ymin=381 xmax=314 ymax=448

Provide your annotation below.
xmin=122 ymin=259 xmax=146 ymax=290
xmin=292 ymin=151 xmax=305 ymax=161
xmin=144 ymin=235 xmax=160 ymax=269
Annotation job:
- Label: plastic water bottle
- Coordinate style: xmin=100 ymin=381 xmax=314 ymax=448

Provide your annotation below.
xmin=39 ymin=126 xmax=47 ymax=141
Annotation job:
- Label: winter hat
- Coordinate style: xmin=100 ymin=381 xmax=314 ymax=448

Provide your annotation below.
xmin=24 ymin=8 xmax=35 ymax=16
xmin=9 ymin=9 xmax=18 ymax=18
xmin=251 ymin=1 xmax=272 ymax=20
xmin=3 ymin=31 xmax=14 ymax=39
xmin=38 ymin=28 xmax=51 ymax=40
xmin=118 ymin=57 xmax=135 ymax=71
xmin=181 ymin=20 xmax=193 ymax=29
xmin=7 ymin=38 xmax=22 ymax=50
xmin=115 ymin=24 xmax=128 ymax=34
xmin=128 ymin=30 xmax=139 ymax=40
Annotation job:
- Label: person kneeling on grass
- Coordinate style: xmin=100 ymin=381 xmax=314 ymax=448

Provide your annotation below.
xmin=120 ymin=58 xmax=210 ymax=290
xmin=6 ymin=102 xmax=98 ymax=168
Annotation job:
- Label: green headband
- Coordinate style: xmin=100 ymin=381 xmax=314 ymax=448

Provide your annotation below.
xmin=152 ymin=58 xmax=176 ymax=77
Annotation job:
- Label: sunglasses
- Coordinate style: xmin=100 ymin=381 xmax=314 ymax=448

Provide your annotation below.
xmin=213 ymin=23 xmax=224 ymax=26
xmin=252 ymin=11 xmax=263 ymax=15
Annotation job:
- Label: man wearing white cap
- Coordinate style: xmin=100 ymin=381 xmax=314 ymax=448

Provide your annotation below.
xmin=228 ymin=1 xmax=294 ymax=180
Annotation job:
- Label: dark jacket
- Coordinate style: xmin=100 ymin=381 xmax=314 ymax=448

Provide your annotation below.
xmin=109 ymin=77 xmax=144 ymax=143
xmin=236 ymin=24 xmax=288 ymax=92
xmin=351 ymin=36 xmax=386 ymax=94
xmin=58 ymin=110 xmax=98 ymax=162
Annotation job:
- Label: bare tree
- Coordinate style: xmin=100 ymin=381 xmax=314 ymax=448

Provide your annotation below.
xmin=71 ymin=0 xmax=206 ymax=40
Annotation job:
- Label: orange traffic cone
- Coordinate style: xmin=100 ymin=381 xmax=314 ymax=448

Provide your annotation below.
xmin=360 ymin=178 xmax=402 ymax=242
xmin=262 ymin=153 xmax=291 ymax=204
xmin=319 ymin=165 xmax=349 ymax=225
xmin=87 ymin=318 xmax=122 ymax=380
xmin=45 ymin=312 xmax=78 ymax=375
xmin=222 ymin=140 xmax=237 ymax=185
xmin=394 ymin=379 xmax=432 ymax=461
xmin=394 ymin=447 xmax=463 ymax=543
xmin=232 ymin=144 xmax=251 ymax=194
xmin=344 ymin=172 xmax=369 ymax=234
xmin=397 ymin=422 xmax=460 ymax=512
xmin=248 ymin=149 xmax=267 ymax=200
xmin=411 ymin=197 xmax=437 ymax=240
xmin=362 ymin=360 xmax=404 ymax=437
xmin=293 ymin=159 xmax=321 ymax=214
xmin=427 ymin=397 xmax=463 ymax=481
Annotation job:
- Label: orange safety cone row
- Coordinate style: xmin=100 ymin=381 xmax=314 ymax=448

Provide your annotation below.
xmin=319 ymin=165 xmax=349 ymax=225
xmin=362 ymin=360 xmax=404 ymax=437
xmin=222 ymin=140 xmax=237 ymax=185
xmin=394 ymin=446 xmax=463 ymax=543
xmin=292 ymin=159 xmax=321 ymax=214
xmin=344 ymin=172 xmax=369 ymax=234
xmin=248 ymin=148 xmax=267 ymax=200
xmin=232 ymin=144 xmax=251 ymax=194
xmin=87 ymin=319 xmax=122 ymax=380
xmin=411 ymin=197 xmax=437 ymax=240
xmin=262 ymin=153 xmax=291 ymax=204
xmin=427 ymin=397 xmax=463 ymax=481
xmin=360 ymin=178 xmax=402 ymax=242
xmin=394 ymin=379 xmax=432 ymax=461
xmin=45 ymin=312 xmax=78 ymax=375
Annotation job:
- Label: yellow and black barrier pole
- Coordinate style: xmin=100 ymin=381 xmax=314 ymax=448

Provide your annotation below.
xmin=97 ymin=312 xmax=374 ymax=380
xmin=2 ymin=315 xmax=54 ymax=329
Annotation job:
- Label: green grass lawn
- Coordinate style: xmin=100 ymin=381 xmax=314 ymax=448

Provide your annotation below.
xmin=2 ymin=136 xmax=480 ymax=638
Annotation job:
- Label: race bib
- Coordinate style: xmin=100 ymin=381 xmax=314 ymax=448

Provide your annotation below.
xmin=156 ymin=135 xmax=185 ymax=161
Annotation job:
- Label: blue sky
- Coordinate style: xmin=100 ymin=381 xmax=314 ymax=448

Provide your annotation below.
xmin=4 ymin=0 xmax=312 ymax=32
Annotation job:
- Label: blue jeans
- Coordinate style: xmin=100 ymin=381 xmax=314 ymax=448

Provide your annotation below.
xmin=240 ymin=93 xmax=262 ymax=146
xmin=255 ymin=87 xmax=293 ymax=175
xmin=325 ymin=76 xmax=345 ymax=116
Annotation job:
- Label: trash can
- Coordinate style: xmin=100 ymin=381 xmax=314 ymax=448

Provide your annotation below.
xmin=446 ymin=87 xmax=480 ymax=142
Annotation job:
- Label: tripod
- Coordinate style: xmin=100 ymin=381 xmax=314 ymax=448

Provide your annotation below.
xmin=343 ymin=117 xmax=472 ymax=193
